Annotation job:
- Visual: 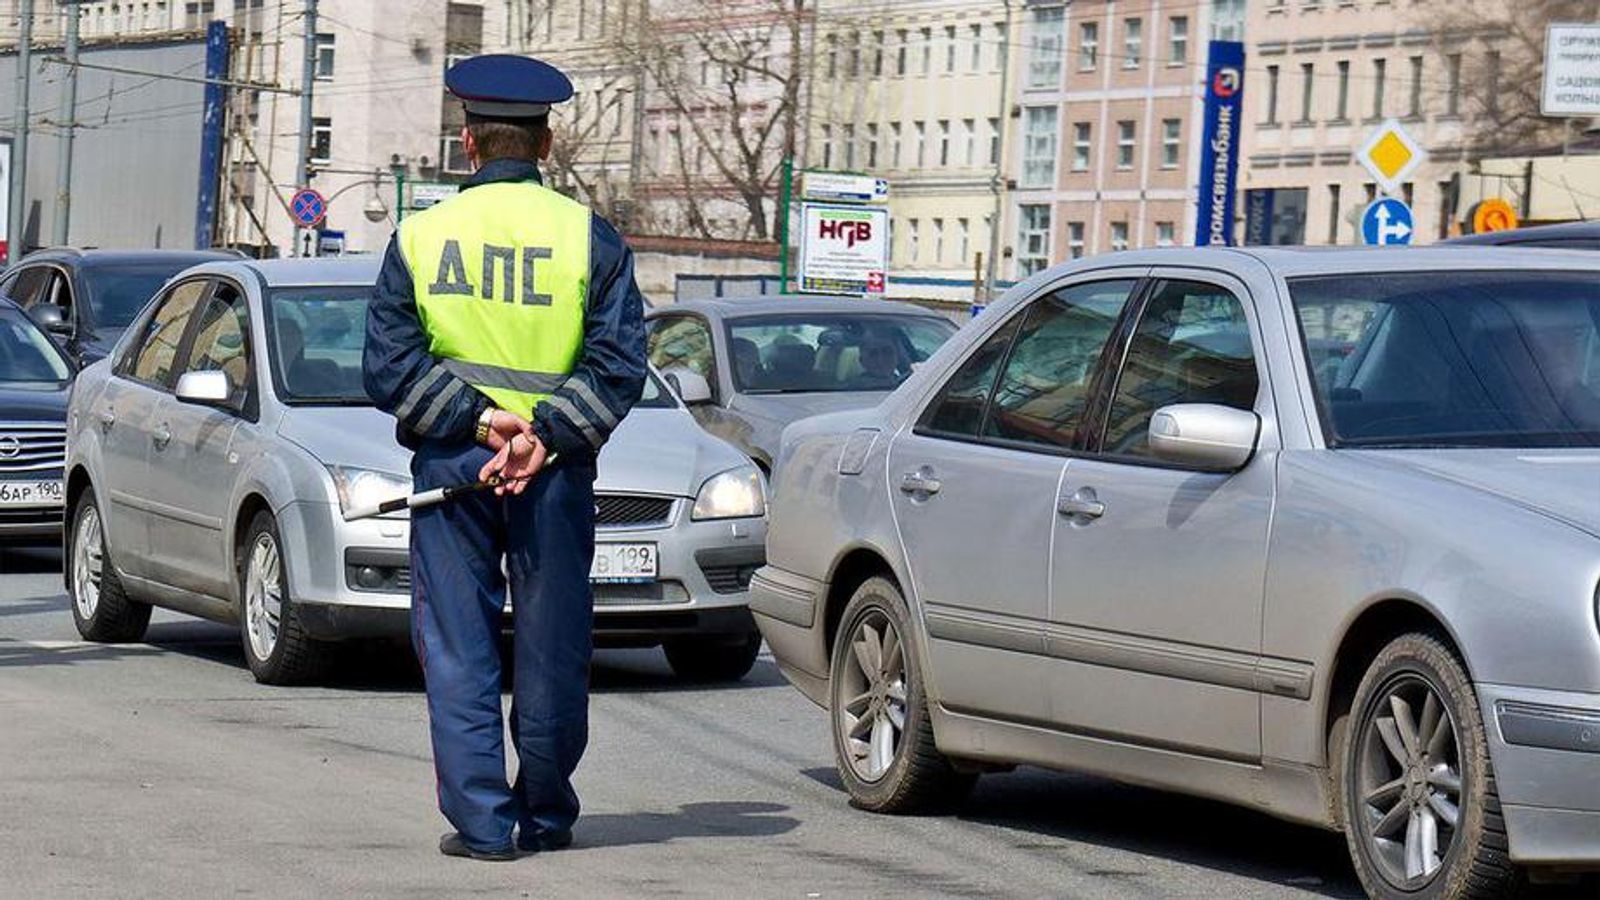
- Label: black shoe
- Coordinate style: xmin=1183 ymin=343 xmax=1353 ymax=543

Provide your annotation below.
xmin=439 ymin=832 xmax=519 ymax=862
xmin=516 ymin=827 xmax=573 ymax=853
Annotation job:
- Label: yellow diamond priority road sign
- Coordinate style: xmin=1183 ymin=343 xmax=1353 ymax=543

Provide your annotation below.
xmin=1355 ymin=119 xmax=1426 ymax=196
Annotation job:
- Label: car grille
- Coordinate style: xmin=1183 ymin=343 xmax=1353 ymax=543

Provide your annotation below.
xmin=700 ymin=563 xmax=759 ymax=594
xmin=0 ymin=422 xmax=66 ymax=475
xmin=0 ymin=508 xmax=64 ymax=525
xmin=595 ymin=494 xmax=675 ymax=529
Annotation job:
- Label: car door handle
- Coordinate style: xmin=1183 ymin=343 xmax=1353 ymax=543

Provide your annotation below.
xmin=1058 ymin=488 xmax=1105 ymax=519
xmin=98 ymin=408 xmax=115 ymax=430
xmin=151 ymin=424 xmax=172 ymax=450
xmin=899 ymin=469 xmax=942 ymax=496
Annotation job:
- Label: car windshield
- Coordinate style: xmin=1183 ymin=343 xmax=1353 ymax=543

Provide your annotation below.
xmin=0 ymin=305 xmax=71 ymax=383
xmin=267 ymin=286 xmax=677 ymax=409
xmin=726 ymin=313 xmax=956 ymax=393
xmin=1291 ymin=270 xmax=1600 ymax=448
xmin=83 ymin=264 xmax=196 ymax=329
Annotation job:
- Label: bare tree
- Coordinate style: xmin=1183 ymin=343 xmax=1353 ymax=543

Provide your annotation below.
xmin=544 ymin=68 xmax=635 ymax=223
xmin=614 ymin=0 xmax=810 ymax=241
xmin=1420 ymin=0 xmax=1596 ymax=157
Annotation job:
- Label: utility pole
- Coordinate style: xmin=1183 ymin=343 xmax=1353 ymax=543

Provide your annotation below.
xmin=294 ymin=0 xmax=318 ymax=256
xmin=984 ymin=0 xmax=1013 ymax=304
xmin=8 ymin=0 xmax=33 ymax=261
xmin=53 ymin=0 xmax=80 ymax=246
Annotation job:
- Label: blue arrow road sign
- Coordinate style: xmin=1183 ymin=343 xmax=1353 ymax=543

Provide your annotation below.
xmin=290 ymin=188 xmax=328 ymax=228
xmin=1361 ymin=198 xmax=1413 ymax=246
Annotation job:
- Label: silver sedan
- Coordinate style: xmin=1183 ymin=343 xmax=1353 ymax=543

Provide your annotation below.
xmin=64 ymin=258 xmax=768 ymax=685
xmin=752 ymin=246 xmax=1600 ymax=898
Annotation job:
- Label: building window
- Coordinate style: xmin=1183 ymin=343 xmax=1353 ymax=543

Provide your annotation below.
xmin=1371 ymin=58 xmax=1386 ymax=120
xmin=1408 ymin=56 xmax=1423 ymax=118
xmin=1067 ymin=221 xmax=1086 ymax=259
xmin=944 ymin=25 xmax=957 ymax=73
xmin=970 ymin=24 xmax=982 ymax=72
xmin=872 ymin=30 xmax=884 ymax=76
xmin=1029 ymin=7 xmax=1064 ymax=88
xmin=1327 ymin=183 xmax=1341 ymax=243
xmin=920 ymin=27 xmax=932 ymax=75
xmin=1155 ymin=221 xmax=1175 ymax=246
xmin=1116 ymin=120 xmax=1135 ymax=169
xmin=1486 ymin=50 xmax=1501 ymax=117
xmin=908 ymin=218 xmax=920 ymax=263
xmin=821 ymin=124 xmax=833 ymax=168
xmin=846 ymin=31 xmax=861 ymax=77
xmin=1335 ymin=60 xmax=1350 ymax=121
xmin=932 ymin=218 xmax=945 ymax=263
xmin=1022 ymin=107 xmax=1059 ymax=187
xmin=442 ymin=134 xmax=471 ymax=174
xmin=307 ymin=117 xmax=333 ymax=165
xmin=1161 ymin=118 xmax=1180 ymax=168
xmin=963 ymin=118 xmax=976 ymax=166
xmin=890 ymin=122 xmax=902 ymax=167
xmin=1169 ymin=16 xmax=1188 ymax=65
xmin=826 ymin=33 xmax=837 ymax=78
xmin=1123 ymin=18 xmax=1142 ymax=69
xmin=989 ymin=117 xmax=1001 ymax=165
xmin=1298 ymin=62 xmax=1314 ymax=124
xmin=867 ymin=123 xmax=879 ymax=168
xmin=1017 ymin=204 xmax=1051 ymax=276
xmin=843 ymin=124 xmax=856 ymax=169
xmin=914 ymin=121 xmax=926 ymax=167
xmin=1072 ymin=122 xmax=1091 ymax=171
xmin=993 ymin=22 xmax=1006 ymax=72
xmin=1110 ymin=221 xmax=1129 ymax=252
xmin=1079 ymin=21 xmax=1098 ymax=71
xmin=1445 ymin=53 xmax=1462 ymax=116
xmin=896 ymin=29 xmax=908 ymax=76
xmin=1264 ymin=65 xmax=1280 ymax=125
xmin=313 ymin=33 xmax=335 ymax=79
xmin=937 ymin=120 xmax=950 ymax=166
xmin=958 ymin=217 xmax=970 ymax=261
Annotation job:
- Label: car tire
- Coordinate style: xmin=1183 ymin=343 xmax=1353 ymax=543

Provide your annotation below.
xmin=1340 ymin=632 xmax=1523 ymax=900
xmin=663 ymin=631 xmax=762 ymax=682
xmin=828 ymin=576 xmax=975 ymax=814
xmin=67 ymin=486 xmax=151 ymax=643
xmin=237 ymin=510 xmax=330 ymax=685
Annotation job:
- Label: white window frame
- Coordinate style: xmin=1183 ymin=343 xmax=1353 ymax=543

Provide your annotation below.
xmin=1072 ymin=122 xmax=1091 ymax=172
xmin=1161 ymin=118 xmax=1180 ymax=169
xmin=441 ymin=134 xmax=472 ymax=174
xmin=1017 ymin=204 xmax=1052 ymax=277
xmin=1168 ymin=16 xmax=1187 ymax=66
xmin=1116 ymin=120 xmax=1135 ymax=170
xmin=1123 ymin=18 xmax=1142 ymax=69
xmin=1021 ymin=106 xmax=1059 ymax=188
xmin=1028 ymin=6 xmax=1064 ymax=88
xmin=1110 ymin=221 xmax=1129 ymax=252
xmin=1067 ymin=221 xmax=1086 ymax=259
xmin=1079 ymin=21 xmax=1098 ymax=71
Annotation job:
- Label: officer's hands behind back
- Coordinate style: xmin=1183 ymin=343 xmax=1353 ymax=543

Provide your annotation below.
xmin=480 ymin=431 xmax=548 ymax=496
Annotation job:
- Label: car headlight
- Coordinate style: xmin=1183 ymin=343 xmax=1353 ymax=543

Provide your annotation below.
xmin=328 ymin=466 xmax=412 ymax=519
xmin=692 ymin=465 xmax=766 ymax=521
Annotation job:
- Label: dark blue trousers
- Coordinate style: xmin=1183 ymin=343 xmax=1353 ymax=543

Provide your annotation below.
xmin=408 ymin=439 xmax=596 ymax=852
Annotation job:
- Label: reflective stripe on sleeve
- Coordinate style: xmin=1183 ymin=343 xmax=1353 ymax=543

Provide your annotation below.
xmin=413 ymin=377 xmax=467 ymax=435
xmin=546 ymin=393 xmax=603 ymax=448
xmin=563 ymin=377 xmax=619 ymax=430
xmin=395 ymin=365 xmax=448 ymax=424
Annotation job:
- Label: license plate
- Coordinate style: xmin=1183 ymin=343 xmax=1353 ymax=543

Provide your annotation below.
xmin=0 ymin=480 xmax=64 ymax=508
xmin=590 ymin=543 xmax=657 ymax=583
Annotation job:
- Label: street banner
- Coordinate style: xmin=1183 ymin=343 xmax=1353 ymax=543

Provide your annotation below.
xmin=1195 ymin=40 xmax=1245 ymax=247
xmin=195 ymin=21 xmax=229 ymax=250
xmin=800 ymin=171 xmax=890 ymax=204
xmin=799 ymin=203 xmax=889 ymax=296
xmin=410 ymin=182 xmax=460 ymax=209
xmin=0 ymin=139 xmax=10 ymax=266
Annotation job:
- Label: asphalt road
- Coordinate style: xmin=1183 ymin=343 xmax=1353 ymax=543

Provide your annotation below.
xmin=0 ymin=545 xmax=1563 ymax=900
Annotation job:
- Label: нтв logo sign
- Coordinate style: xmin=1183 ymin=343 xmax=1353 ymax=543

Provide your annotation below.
xmin=818 ymin=217 xmax=874 ymax=249
xmin=1213 ymin=66 xmax=1241 ymax=99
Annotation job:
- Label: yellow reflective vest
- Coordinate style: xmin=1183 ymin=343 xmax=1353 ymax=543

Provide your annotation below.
xmin=398 ymin=180 xmax=590 ymax=420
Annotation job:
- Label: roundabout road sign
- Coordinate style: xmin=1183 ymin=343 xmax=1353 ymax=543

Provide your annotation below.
xmin=290 ymin=188 xmax=328 ymax=228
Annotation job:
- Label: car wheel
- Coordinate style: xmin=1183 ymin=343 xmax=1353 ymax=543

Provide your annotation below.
xmin=663 ymin=631 xmax=762 ymax=682
xmin=238 ymin=511 xmax=330 ymax=685
xmin=1341 ymin=632 xmax=1523 ymax=900
xmin=829 ymin=576 xmax=975 ymax=813
xmin=67 ymin=486 xmax=151 ymax=642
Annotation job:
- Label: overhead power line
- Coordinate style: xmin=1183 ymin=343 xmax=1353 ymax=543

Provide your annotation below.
xmin=38 ymin=55 xmax=301 ymax=95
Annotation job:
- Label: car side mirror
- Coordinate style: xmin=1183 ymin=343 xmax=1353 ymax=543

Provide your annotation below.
xmin=175 ymin=370 xmax=232 ymax=406
xmin=27 ymin=304 xmax=72 ymax=337
xmin=1147 ymin=403 xmax=1260 ymax=472
xmin=662 ymin=367 xmax=713 ymax=405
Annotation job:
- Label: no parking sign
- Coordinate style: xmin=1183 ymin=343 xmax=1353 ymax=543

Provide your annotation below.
xmin=290 ymin=188 xmax=328 ymax=229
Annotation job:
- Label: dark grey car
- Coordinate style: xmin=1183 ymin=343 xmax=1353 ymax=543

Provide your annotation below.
xmin=645 ymin=297 xmax=958 ymax=471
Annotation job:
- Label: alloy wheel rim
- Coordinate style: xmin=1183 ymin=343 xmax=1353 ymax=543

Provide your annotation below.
xmin=1356 ymin=673 xmax=1464 ymax=886
xmin=837 ymin=609 xmax=908 ymax=783
xmin=245 ymin=533 xmax=283 ymax=662
xmin=72 ymin=505 xmax=103 ymax=621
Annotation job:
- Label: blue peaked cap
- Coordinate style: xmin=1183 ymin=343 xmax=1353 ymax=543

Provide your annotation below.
xmin=446 ymin=54 xmax=574 ymax=118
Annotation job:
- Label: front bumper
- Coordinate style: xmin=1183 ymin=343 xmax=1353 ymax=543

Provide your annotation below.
xmin=1480 ymin=683 xmax=1600 ymax=868
xmin=0 ymin=469 xmax=66 ymax=543
xmin=281 ymin=499 xmax=766 ymax=643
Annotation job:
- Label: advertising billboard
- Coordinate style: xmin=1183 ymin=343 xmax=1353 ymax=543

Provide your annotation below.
xmin=798 ymin=203 xmax=889 ymax=296
xmin=1195 ymin=40 xmax=1246 ymax=247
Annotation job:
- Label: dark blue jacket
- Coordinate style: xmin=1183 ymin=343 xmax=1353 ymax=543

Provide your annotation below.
xmin=363 ymin=158 xmax=647 ymax=457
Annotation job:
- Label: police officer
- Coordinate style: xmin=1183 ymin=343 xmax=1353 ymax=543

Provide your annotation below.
xmin=363 ymin=54 xmax=646 ymax=861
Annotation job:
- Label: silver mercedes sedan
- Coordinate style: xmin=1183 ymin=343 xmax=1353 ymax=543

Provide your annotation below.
xmin=644 ymin=297 xmax=958 ymax=471
xmin=64 ymin=258 xmax=768 ymax=685
xmin=752 ymin=246 xmax=1600 ymax=898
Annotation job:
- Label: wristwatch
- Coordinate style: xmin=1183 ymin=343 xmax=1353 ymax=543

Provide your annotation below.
xmin=474 ymin=406 xmax=495 ymax=445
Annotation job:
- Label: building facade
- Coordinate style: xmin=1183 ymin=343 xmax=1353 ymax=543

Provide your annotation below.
xmin=1237 ymin=0 xmax=1508 ymax=245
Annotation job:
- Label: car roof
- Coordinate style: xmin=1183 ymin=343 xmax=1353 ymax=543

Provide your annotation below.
xmin=180 ymin=256 xmax=383 ymax=288
xmin=1048 ymin=245 xmax=1600 ymax=280
xmin=652 ymin=295 xmax=951 ymax=320
xmin=1440 ymin=220 xmax=1600 ymax=246
xmin=17 ymin=247 xmax=240 ymax=268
